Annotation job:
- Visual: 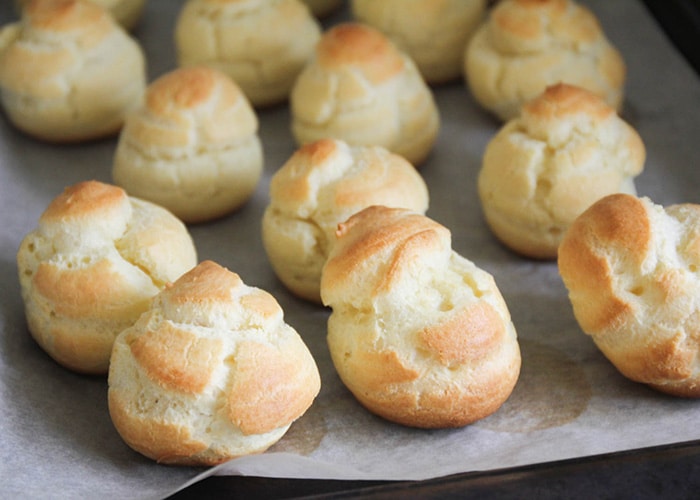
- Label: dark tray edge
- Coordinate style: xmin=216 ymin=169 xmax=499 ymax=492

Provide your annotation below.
xmin=169 ymin=439 xmax=700 ymax=499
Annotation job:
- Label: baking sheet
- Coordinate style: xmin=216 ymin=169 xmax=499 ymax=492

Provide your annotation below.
xmin=1 ymin=1 xmax=699 ymax=499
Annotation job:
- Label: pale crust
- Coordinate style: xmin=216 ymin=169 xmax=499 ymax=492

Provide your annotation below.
xmin=321 ymin=206 xmax=521 ymax=428
xmin=112 ymin=65 xmax=263 ymax=223
xmin=262 ymin=138 xmax=429 ymax=303
xmin=174 ymin=0 xmax=321 ymax=107
xmin=464 ymin=0 xmax=626 ymax=121
xmin=290 ymin=22 xmax=440 ymax=166
xmin=558 ymin=194 xmax=700 ymax=397
xmin=108 ymin=260 xmax=321 ymax=465
xmin=0 ymin=0 xmax=146 ymax=142
xmin=16 ymin=180 xmax=197 ymax=374
xmin=478 ymin=83 xmax=645 ymax=259
xmin=351 ymin=0 xmax=487 ymax=84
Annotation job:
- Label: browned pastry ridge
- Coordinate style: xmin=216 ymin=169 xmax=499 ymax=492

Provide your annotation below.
xmin=112 ymin=65 xmax=263 ymax=224
xmin=464 ymin=0 xmax=626 ymax=121
xmin=351 ymin=0 xmax=487 ymax=84
xmin=321 ymin=206 xmax=521 ymax=428
xmin=478 ymin=83 xmax=645 ymax=259
xmin=175 ymin=0 xmax=321 ymax=108
xmin=558 ymin=193 xmax=700 ymax=397
xmin=108 ymin=260 xmax=321 ymax=465
xmin=262 ymin=138 xmax=429 ymax=303
xmin=16 ymin=180 xmax=198 ymax=374
xmin=290 ymin=22 xmax=440 ymax=166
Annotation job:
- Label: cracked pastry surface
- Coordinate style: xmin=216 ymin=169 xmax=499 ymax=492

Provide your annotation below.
xmin=0 ymin=0 xmax=146 ymax=142
xmin=262 ymin=138 xmax=429 ymax=303
xmin=112 ymin=65 xmax=263 ymax=223
xmin=558 ymin=193 xmax=700 ymax=398
xmin=478 ymin=83 xmax=645 ymax=259
xmin=351 ymin=0 xmax=487 ymax=84
xmin=175 ymin=0 xmax=321 ymax=108
xmin=290 ymin=22 xmax=440 ymax=166
xmin=320 ymin=206 xmax=521 ymax=428
xmin=464 ymin=0 xmax=625 ymax=121
xmin=16 ymin=180 xmax=197 ymax=374
xmin=108 ymin=260 xmax=321 ymax=465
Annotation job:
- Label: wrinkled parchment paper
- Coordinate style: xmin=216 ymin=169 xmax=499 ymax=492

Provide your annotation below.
xmin=1 ymin=1 xmax=699 ymax=499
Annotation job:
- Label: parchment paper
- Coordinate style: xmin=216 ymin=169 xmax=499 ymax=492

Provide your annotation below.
xmin=1 ymin=1 xmax=699 ymax=499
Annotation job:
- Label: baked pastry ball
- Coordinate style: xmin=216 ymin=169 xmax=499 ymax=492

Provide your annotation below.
xmin=0 ymin=0 xmax=146 ymax=142
xmin=352 ymin=0 xmax=486 ymax=84
xmin=262 ymin=138 xmax=429 ymax=304
xmin=112 ymin=66 xmax=263 ymax=224
xmin=478 ymin=83 xmax=645 ymax=259
xmin=321 ymin=206 xmax=521 ymax=428
xmin=558 ymin=194 xmax=700 ymax=398
xmin=15 ymin=0 xmax=147 ymax=30
xmin=108 ymin=260 xmax=321 ymax=465
xmin=464 ymin=0 xmax=626 ymax=121
xmin=477 ymin=84 xmax=646 ymax=259
xmin=174 ymin=0 xmax=321 ymax=108
xmin=290 ymin=22 xmax=440 ymax=166
xmin=16 ymin=180 xmax=198 ymax=375
xmin=300 ymin=0 xmax=342 ymax=18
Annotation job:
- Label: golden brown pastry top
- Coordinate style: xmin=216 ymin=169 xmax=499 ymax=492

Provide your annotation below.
xmin=321 ymin=206 xmax=521 ymax=427
xmin=322 ymin=206 xmax=449 ymax=307
xmin=488 ymin=0 xmax=602 ymax=54
xmin=351 ymin=0 xmax=487 ymax=84
xmin=477 ymin=83 xmax=645 ymax=259
xmin=315 ymin=22 xmax=405 ymax=84
xmin=0 ymin=0 xmax=117 ymax=94
xmin=123 ymin=65 xmax=258 ymax=150
xmin=464 ymin=0 xmax=625 ymax=120
xmin=108 ymin=260 xmax=321 ymax=464
xmin=29 ymin=180 xmax=198 ymax=289
xmin=558 ymin=194 xmax=700 ymax=397
xmin=558 ymin=193 xmax=657 ymax=334
xmin=268 ymin=138 xmax=429 ymax=223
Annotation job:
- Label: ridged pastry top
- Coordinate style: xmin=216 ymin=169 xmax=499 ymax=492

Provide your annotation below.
xmin=559 ymin=194 xmax=700 ymax=334
xmin=175 ymin=0 xmax=321 ymax=107
xmin=23 ymin=0 xmax=111 ymax=42
xmin=558 ymin=194 xmax=700 ymax=397
xmin=262 ymin=138 xmax=429 ymax=303
xmin=477 ymin=83 xmax=645 ymax=259
xmin=123 ymin=66 xmax=258 ymax=151
xmin=0 ymin=0 xmax=118 ymax=94
xmin=321 ymin=206 xmax=520 ymax=427
xmin=17 ymin=180 xmax=198 ymax=373
xmin=488 ymin=0 xmax=600 ymax=54
xmin=155 ymin=260 xmax=283 ymax=331
xmin=464 ymin=0 xmax=625 ymax=120
xmin=522 ymin=81 xmax=612 ymax=123
xmin=351 ymin=0 xmax=487 ymax=84
xmin=315 ymin=22 xmax=405 ymax=84
xmin=28 ymin=180 xmax=197 ymax=291
xmin=108 ymin=260 xmax=321 ymax=464
xmin=291 ymin=21 xmax=439 ymax=166
xmin=269 ymin=138 xmax=428 ymax=228
xmin=322 ymin=206 xmax=450 ymax=308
